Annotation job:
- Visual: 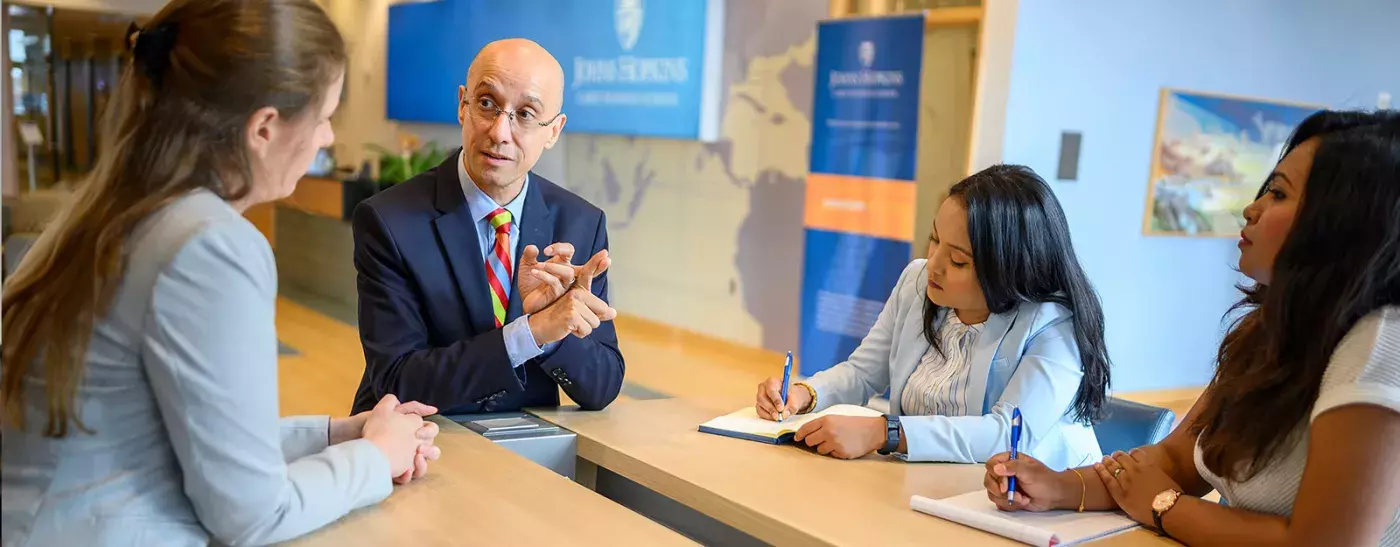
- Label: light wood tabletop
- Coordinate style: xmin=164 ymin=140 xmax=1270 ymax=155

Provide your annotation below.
xmin=531 ymin=398 xmax=1181 ymax=547
xmin=283 ymin=417 xmax=696 ymax=547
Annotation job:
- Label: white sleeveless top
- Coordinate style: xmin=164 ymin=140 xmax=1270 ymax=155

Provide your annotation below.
xmin=1195 ymin=306 xmax=1400 ymax=546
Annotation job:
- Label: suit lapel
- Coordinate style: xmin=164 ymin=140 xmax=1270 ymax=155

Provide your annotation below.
xmin=888 ymin=294 xmax=932 ymax=415
xmin=432 ymin=152 xmax=495 ymax=333
xmin=963 ymin=307 xmax=1018 ymax=416
xmin=507 ymin=174 xmax=556 ymax=321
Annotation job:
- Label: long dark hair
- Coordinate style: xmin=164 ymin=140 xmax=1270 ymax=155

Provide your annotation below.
xmin=923 ymin=165 xmax=1111 ymax=424
xmin=1 ymin=0 xmax=346 ymax=436
xmin=1195 ymin=109 xmax=1400 ymax=481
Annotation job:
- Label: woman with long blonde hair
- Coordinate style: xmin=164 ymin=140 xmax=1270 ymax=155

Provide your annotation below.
xmin=2 ymin=1 xmax=440 ymax=545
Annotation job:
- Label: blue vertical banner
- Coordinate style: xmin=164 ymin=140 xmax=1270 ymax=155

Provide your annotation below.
xmin=799 ymin=15 xmax=924 ymax=376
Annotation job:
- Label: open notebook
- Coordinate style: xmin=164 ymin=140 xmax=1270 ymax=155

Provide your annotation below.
xmin=697 ymin=404 xmax=884 ymax=444
xmin=911 ymin=491 xmax=1139 ymax=547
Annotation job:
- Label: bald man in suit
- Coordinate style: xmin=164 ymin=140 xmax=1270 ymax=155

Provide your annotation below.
xmin=350 ymin=39 xmax=624 ymax=414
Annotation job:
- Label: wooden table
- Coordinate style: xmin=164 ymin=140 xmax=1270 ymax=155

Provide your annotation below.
xmin=531 ymin=398 xmax=1179 ymax=547
xmin=284 ymin=417 xmax=696 ymax=547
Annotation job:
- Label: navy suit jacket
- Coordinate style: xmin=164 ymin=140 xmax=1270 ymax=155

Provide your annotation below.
xmin=349 ymin=154 xmax=624 ymax=414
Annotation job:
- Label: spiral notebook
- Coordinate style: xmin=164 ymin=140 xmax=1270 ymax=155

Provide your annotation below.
xmin=697 ymin=404 xmax=884 ymax=444
xmin=911 ymin=491 xmax=1139 ymax=547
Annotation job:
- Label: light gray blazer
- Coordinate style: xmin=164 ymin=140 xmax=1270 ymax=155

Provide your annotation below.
xmin=804 ymin=259 xmax=1103 ymax=470
xmin=1 ymin=191 xmax=392 ymax=547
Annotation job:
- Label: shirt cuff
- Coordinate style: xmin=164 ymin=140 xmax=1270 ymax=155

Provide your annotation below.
xmin=280 ymin=415 xmax=332 ymax=462
xmin=325 ymin=438 xmax=395 ymax=510
xmin=539 ymin=340 xmax=562 ymax=358
xmin=504 ymin=314 xmax=546 ymax=367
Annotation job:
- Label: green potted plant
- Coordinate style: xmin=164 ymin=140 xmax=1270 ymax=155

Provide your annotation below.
xmin=366 ymin=132 xmax=449 ymax=190
xmin=341 ymin=132 xmax=450 ymax=220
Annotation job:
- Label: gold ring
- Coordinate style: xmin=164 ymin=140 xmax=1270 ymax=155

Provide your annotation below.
xmin=1113 ymin=468 xmax=1123 ymax=478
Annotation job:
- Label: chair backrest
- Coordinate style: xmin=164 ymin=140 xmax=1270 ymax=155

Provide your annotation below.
xmin=1093 ymin=397 xmax=1176 ymax=455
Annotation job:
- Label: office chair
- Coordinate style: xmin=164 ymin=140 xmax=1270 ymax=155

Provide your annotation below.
xmin=1094 ymin=397 xmax=1176 ymax=455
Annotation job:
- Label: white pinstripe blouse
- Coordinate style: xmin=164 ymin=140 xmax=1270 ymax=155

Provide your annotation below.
xmin=900 ymin=310 xmax=984 ymax=416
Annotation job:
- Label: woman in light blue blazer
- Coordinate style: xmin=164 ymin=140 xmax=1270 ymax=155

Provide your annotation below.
xmin=1 ymin=1 xmax=439 ymax=546
xmin=757 ymin=165 xmax=1110 ymax=470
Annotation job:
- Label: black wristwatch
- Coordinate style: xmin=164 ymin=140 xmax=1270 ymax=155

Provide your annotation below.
xmin=877 ymin=414 xmax=901 ymax=455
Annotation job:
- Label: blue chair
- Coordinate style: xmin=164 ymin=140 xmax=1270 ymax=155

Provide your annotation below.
xmin=1093 ymin=397 xmax=1176 ymax=455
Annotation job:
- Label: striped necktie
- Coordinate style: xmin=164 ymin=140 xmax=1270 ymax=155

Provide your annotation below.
xmin=485 ymin=208 xmax=513 ymax=328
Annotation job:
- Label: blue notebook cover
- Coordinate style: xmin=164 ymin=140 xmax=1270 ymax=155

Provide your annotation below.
xmin=697 ymin=425 xmax=794 ymax=445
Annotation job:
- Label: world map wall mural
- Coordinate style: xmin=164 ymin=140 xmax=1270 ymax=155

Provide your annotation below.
xmin=561 ymin=0 xmax=824 ymax=352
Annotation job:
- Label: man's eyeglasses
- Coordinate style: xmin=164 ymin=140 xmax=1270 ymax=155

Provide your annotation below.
xmin=466 ymin=96 xmax=562 ymax=133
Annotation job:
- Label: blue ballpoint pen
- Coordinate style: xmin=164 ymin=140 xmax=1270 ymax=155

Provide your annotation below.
xmin=779 ymin=351 xmax=793 ymax=421
xmin=1008 ymin=407 xmax=1023 ymax=503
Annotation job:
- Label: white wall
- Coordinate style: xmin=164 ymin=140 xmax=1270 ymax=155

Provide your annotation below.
xmin=965 ymin=0 xmax=1017 ymax=175
xmin=1000 ymin=0 xmax=1400 ymax=391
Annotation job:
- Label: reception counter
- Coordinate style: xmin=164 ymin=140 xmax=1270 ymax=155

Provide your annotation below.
xmin=245 ymin=175 xmax=365 ymax=323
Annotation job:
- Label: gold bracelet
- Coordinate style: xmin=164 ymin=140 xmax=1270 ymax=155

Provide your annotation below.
xmin=794 ymin=382 xmax=818 ymax=413
xmin=1070 ymin=468 xmax=1086 ymax=512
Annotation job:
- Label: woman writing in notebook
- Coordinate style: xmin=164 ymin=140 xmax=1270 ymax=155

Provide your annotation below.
xmin=984 ymin=109 xmax=1400 ymax=546
xmin=755 ymin=165 xmax=1112 ymax=469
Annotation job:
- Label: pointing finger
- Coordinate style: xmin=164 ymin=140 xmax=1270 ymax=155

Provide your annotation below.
xmin=544 ymin=242 xmax=576 ymax=264
xmin=521 ymin=245 xmax=541 ymax=268
xmin=576 ymin=250 xmax=609 ymax=291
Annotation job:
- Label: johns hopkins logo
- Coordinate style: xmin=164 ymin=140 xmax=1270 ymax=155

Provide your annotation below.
xmin=574 ymin=0 xmax=687 ymax=91
xmin=827 ymin=39 xmax=903 ymax=90
xmin=615 ymin=0 xmax=644 ymax=52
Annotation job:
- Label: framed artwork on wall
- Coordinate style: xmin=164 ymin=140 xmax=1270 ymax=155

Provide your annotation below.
xmin=1143 ymin=88 xmax=1321 ymax=237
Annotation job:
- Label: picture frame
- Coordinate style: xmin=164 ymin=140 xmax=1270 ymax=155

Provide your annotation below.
xmin=1142 ymin=88 xmax=1322 ymax=237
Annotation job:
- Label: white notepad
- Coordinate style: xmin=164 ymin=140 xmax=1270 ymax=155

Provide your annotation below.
xmin=697 ymin=404 xmax=884 ymax=444
xmin=911 ymin=491 xmax=1139 ymax=547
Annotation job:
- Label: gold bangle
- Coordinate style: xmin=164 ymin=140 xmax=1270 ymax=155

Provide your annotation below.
xmin=1070 ymin=468 xmax=1086 ymax=512
xmin=794 ymin=382 xmax=818 ymax=414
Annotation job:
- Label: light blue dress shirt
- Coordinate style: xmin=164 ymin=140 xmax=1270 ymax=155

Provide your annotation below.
xmin=456 ymin=152 xmax=559 ymax=367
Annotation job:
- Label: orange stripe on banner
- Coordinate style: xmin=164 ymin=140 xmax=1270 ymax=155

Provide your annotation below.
xmin=803 ymin=173 xmax=917 ymax=242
